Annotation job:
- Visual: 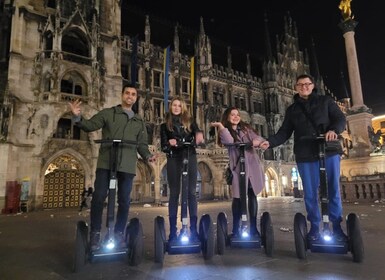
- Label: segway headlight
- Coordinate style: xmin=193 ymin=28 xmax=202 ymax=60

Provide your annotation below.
xmin=105 ymin=239 xmax=115 ymax=250
xmin=181 ymin=234 xmax=189 ymax=243
xmin=241 ymin=230 xmax=249 ymax=238
xmin=323 ymin=234 xmax=332 ymax=241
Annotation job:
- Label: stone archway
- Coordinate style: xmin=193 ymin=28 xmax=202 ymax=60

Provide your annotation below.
xmin=131 ymin=159 xmax=155 ymax=203
xmin=263 ymin=167 xmax=279 ymax=197
xmin=43 ymin=153 xmax=85 ymax=208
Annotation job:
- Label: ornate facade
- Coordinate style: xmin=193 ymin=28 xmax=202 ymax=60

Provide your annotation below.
xmin=1 ymin=1 xmax=366 ymax=210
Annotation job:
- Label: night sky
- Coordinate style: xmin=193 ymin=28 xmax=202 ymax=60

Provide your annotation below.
xmin=122 ymin=0 xmax=384 ymax=115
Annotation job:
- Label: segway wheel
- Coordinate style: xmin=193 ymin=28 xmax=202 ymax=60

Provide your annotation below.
xmin=199 ymin=214 xmax=215 ymax=260
xmin=346 ymin=213 xmax=364 ymax=263
xmin=260 ymin=212 xmax=274 ymax=257
xmin=73 ymin=220 xmax=89 ymax=273
xmin=125 ymin=217 xmax=144 ymax=266
xmin=154 ymin=216 xmax=166 ymax=264
xmin=216 ymin=212 xmax=228 ymax=255
xmin=294 ymin=213 xmax=307 ymax=259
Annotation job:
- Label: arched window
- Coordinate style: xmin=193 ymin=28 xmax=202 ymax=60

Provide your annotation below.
xmin=54 ymin=117 xmax=81 ymax=140
xmin=62 ymin=29 xmax=90 ymax=64
xmin=60 ymin=71 xmax=87 ymax=100
xmin=53 ymin=113 xmax=91 ymax=140
xmin=62 ymin=30 xmax=89 ymax=57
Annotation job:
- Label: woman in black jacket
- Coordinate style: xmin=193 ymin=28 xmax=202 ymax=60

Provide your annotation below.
xmin=160 ymin=96 xmax=204 ymax=241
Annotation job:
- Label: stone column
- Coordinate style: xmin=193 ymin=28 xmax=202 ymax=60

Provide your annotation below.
xmin=338 ymin=19 xmax=367 ymax=111
xmin=339 ymin=19 xmax=373 ymax=157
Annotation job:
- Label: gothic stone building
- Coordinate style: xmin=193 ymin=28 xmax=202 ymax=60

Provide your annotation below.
xmin=0 ymin=0 xmax=348 ymax=210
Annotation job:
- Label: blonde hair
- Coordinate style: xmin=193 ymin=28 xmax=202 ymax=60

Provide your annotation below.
xmin=165 ymin=96 xmax=192 ymax=132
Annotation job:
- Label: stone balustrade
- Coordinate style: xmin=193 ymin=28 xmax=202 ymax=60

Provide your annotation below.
xmin=341 ymin=179 xmax=385 ymax=202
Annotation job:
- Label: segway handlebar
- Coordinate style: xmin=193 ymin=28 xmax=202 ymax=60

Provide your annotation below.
xmin=94 ymin=139 xmax=138 ymax=145
xmin=174 ymin=138 xmax=204 ymax=148
xmin=299 ymin=134 xmax=342 ymax=142
xmin=222 ymin=142 xmax=254 ymax=149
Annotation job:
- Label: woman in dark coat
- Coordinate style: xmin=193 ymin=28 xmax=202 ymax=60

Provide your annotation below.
xmin=160 ymin=96 xmax=204 ymax=241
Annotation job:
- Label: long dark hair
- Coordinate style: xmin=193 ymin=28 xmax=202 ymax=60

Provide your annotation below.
xmin=220 ymin=107 xmax=257 ymax=143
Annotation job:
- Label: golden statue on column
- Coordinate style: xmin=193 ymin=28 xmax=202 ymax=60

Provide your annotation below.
xmin=339 ymin=0 xmax=353 ymax=21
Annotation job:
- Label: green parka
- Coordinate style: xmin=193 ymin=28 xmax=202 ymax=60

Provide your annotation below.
xmin=76 ymin=105 xmax=151 ymax=174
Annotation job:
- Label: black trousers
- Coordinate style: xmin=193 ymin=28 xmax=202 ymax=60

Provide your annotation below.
xmin=167 ymin=153 xmax=198 ymax=220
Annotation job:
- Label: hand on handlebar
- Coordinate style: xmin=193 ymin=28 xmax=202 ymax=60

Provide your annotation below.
xmin=147 ymin=153 xmax=158 ymax=163
xmin=169 ymin=139 xmax=177 ymax=147
xmin=195 ymin=132 xmax=204 ymax=145
xmin=325 ymin=130 xmax=338 ymax=141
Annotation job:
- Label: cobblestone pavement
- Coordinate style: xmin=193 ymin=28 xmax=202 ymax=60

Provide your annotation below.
xmin=0 ymin=197 xmax=384 ymax=280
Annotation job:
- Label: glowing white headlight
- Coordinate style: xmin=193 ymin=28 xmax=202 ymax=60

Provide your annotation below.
xmin=106 ymin=240 xmax=115 ymax=250
xmin=323 ymin=234 xmax=332 ymax=242
xmin=181 ymin=235 xmax=189 ymax=243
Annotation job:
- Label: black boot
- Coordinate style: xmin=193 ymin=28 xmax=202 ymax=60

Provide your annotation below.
xmin=248 ymin=187 xmax=259 ymax=236
xmin=90 ymin=231 xmax=101 ymax=251
xmin=169 ymin=216 xmax=177 ymax=242
xmin=190 ymin=216 xmax=199 ymax=241
xmin=232 ymin=198 xmax=241 ymax=237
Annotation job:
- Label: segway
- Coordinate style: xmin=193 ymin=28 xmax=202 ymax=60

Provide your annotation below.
xmin=294 ymin=135 xmax=364 ymax=262
xmin=154 ymin=139 xmax=215 ymax=264
xmin=216 ymin=142 xmax=274 ymax=256
xmin=73 ymin=139 xmax=144 ymax=272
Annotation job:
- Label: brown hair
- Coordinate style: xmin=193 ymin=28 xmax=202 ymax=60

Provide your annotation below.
xmin=165 ymin=96 xmax=192 ymax=132
xmin=220 ymin=107 xmax=257 ymax=143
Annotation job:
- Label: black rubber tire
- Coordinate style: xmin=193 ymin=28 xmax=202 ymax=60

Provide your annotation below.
xmin=294 ymin=212 xmax=307 ymax=260
xmin=260 ymin=212 xmax=274 ymax=257
xmin=199 ymin=214 xmax=215 ymax=260
xmin=347 ymin=213 xmax=364 ymax=263
xmin=154 ymin=216 xmax=166 ymax=264
xmin=216 ymin=212 xmax=228 ymax=255
xmin=73 ymin=220 xmax=89 ymax=273
xmin=126 ymin=218 xmax=144 ymax=266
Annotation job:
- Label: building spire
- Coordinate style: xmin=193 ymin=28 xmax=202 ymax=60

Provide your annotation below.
xmin=263 ymin=11 xmax=273 ymax=61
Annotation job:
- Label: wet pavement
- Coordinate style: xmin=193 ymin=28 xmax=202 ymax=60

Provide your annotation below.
xmin=0 ymin=197 xmax=384 ymax=280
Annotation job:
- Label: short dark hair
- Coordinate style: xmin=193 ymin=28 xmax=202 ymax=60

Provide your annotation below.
xmin=296 ymin=74 xmax=314 ymax=84
xmin=122 ymin=82 xmax=136 ymax=93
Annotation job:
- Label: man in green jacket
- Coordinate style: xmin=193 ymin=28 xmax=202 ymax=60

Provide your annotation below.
xmin=69 ymin=83 xmax=156 ymax=250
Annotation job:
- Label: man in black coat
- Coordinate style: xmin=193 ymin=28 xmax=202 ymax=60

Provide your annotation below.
xmin=260 ymin=74 xmax=347 ymax=241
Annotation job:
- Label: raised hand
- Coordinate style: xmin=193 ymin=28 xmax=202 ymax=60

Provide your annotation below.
xmin=68 ymin=99 xmax=82 ymax=116
xmin=210 ymin=122 xmax=224 ymax=130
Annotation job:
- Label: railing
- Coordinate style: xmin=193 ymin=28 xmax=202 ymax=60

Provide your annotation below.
xmin=341 ymin=180 xmax=385 ymax=202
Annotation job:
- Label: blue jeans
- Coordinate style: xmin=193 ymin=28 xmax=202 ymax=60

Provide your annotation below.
xmin=90 ymin=168 xmax=135 ymax=233
xmin=297 ymin=154 xmax=343 ymax=227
